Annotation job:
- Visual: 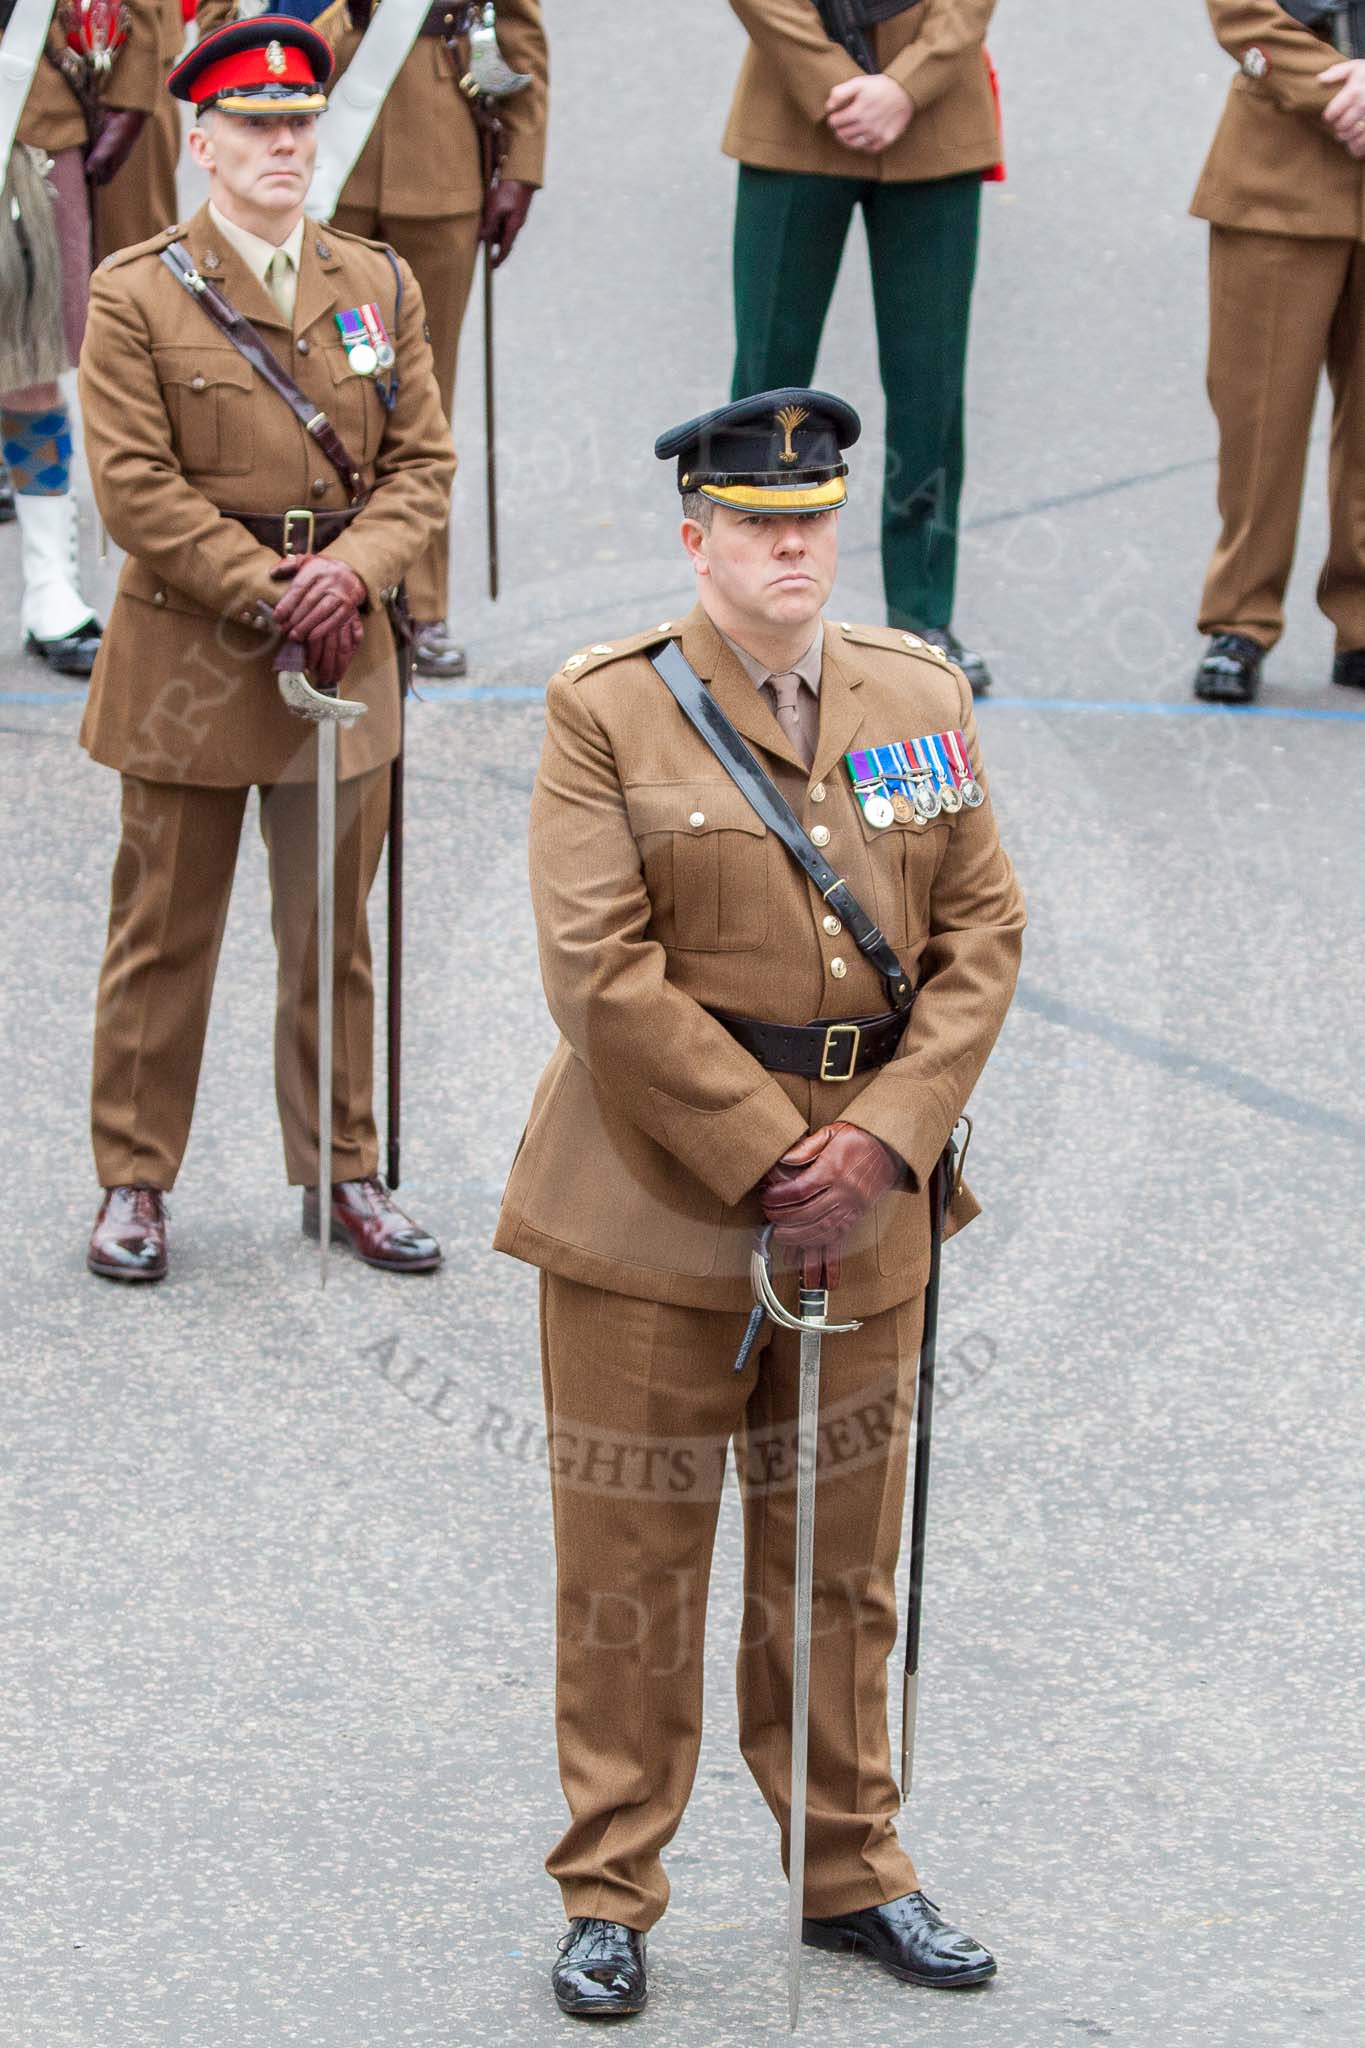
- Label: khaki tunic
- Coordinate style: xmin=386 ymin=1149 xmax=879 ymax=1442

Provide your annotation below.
xmin=723 ymin=0 xmax=1000 ymax=183
xmin=494 ymin=604 xmax=1025 ymax=1321
xmin=77 ymin=201 xmax=456 ymax=786
xmin=1191 ymin=1 xmax=1365 ymax=241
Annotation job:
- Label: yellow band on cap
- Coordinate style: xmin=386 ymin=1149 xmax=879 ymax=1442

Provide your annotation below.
xmin=211 ymin=90 xmax=329 ymax=114
xmin=700 ymin=478 xmax=847 ymax=512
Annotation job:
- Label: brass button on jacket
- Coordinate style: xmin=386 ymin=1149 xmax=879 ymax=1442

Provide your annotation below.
xmin=810 ymin=824 xmax=830 ymax=848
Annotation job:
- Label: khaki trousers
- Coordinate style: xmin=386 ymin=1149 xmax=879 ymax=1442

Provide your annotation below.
xmin=331 ymin=205 xmax=481 ymax=625
xmin=91 ymin=767 xmax=389 ymax=1190
xmin=539 ymin=1271 xmax=925 ymax=1932
xmin=1200 ymin=225 xmax=1365 ymax=652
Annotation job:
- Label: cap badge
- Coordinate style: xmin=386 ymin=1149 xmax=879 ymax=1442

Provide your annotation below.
xmin=775 ymin=403 xmax=809 ymax=466
xmin=266 ymin=39 xmax=287 ymax=76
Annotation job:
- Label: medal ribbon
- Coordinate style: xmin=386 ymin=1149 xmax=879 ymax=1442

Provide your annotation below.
xmin=942 ymin=728 xmax=972 ymax=787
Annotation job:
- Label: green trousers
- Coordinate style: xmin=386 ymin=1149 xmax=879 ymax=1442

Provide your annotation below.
xmin=731 ymin=165 xmax=981 ymax=635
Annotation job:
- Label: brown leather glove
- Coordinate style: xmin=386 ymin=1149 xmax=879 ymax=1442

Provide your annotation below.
xmin=85 ymin=109 xmax=147 ymax=187
xmin=270 ymin=553 xmax=367 ymax=642
xmin=760 ymin=1121 xmax=904 ymax=1290
xmin=304 ymin=613 xmax=365 ymax=687
xmin=480 ymin=178 xmax=534 ymax=268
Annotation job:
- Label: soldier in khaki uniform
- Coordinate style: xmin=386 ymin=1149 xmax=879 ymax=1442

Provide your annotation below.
xmin=495 ymin=390 xmax=1024 ymax=2018
xmin=1192 ymin=2 xmax=1365 ymax=701
xmin=724 ymin=0 xmax=1002 ymax=692
xmin=78 ymin=16 xmax=455 ymax=1282
xmin=93 ymin=0 xmax=188 ymax=263
xmin=197 ymin=0 xmax=549 ymax=677
xmin=1 ymin=0 xmax=161 ymax=671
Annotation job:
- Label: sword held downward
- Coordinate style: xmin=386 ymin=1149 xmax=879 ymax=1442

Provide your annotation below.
xmin=274 ymin=643 xmax=368 ymax=1287
xmin=745 ymin=1229 xmax=859 ymax=2032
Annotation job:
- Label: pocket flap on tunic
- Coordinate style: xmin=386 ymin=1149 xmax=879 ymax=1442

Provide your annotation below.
xmin=624 ymin=781 xmax=767 ymax=840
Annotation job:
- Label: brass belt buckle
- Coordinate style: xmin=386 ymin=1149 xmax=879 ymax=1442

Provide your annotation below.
xmin=819 ymin=1021 xmax=861 ymax=1083
xmin=282 ymin=508 xmax=316 ymax=556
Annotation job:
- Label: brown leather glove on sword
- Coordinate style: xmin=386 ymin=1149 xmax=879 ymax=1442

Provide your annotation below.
xmin=759 ymin=1121 xmax=905 ymax=1290
xmin=270 ymin=554 xmax=367 ymax=686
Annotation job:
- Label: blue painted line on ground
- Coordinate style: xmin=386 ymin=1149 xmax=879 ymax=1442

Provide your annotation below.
xmin=6 ymin=683 xmax=1365 ymax=722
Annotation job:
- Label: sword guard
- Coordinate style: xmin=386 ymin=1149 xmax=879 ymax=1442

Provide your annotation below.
xmin=464 ymin=3 xmax=533 ymax=98
xmin=274 ymin=647 xmax=369 ymax=726
xmin=747 ymin=1226 xmax=861 ymax=1337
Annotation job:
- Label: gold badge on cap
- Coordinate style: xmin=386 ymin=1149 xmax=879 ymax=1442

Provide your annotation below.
xmin=775 ymin=403 xmax=809 ymax=466
xmin=266 ymin=39 xmax=287 ymax=76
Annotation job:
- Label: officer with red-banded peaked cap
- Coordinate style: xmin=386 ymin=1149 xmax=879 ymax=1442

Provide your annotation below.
xmin=76 ymin=9 xmax=455 ymax=1284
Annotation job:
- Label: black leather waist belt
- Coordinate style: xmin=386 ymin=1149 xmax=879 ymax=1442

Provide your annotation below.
xmin=712 ymin=1008 xmax=910 ymax=1083
xmin=227 ymin=506 xmax=364 ymax=553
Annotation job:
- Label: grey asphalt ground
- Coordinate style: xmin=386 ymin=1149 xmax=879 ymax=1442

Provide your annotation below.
xmin=3 ymin=4 xmax=1364 ymax=2045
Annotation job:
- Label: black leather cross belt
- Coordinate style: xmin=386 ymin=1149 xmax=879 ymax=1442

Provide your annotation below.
xmin=227 ymin=506 xmax=364 ymax=553
xmin=711 ymin=1007 xmax=911 ymax=1083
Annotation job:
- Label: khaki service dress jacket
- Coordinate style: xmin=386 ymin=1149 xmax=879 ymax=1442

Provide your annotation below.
xmin=1192 ymin=1 xmax=1365 ymax=241
xmin=494 ymin=605 xmax=1026 ymax=1319
xmin=723 ymin=0 xmax=1000 ymax=183
xmin=77 ymin=202 xmax=456 ymax=787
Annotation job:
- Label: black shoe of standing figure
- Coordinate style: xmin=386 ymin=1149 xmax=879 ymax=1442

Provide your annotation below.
xmin=803 ymin=1890 xmax=997 ymax=1989
xmin=1331 ymin=648 xmax=1365 ymax=690
xmin=1193 ymin=632 xmax=1263 ymax=704
xmin=918 ymin=626 xmax=992 ymax=696
xmin=552 ymin=1917 xmax=648 ymax=2017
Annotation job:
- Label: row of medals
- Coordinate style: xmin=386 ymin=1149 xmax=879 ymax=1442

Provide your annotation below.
xmin=855 ymin=771 xmax=985 ymax=829
xmin=345 ymin=334 xmax=395 ymax=377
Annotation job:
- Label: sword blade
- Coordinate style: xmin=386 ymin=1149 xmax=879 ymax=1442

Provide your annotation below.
xmin=317 ymin=718 xmax=337 ymax=1289
xmin=787 ymin=1295 xmax=824 ymax=2032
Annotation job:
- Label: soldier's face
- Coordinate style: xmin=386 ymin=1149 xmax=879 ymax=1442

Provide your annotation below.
xmin=188 ymin=112 xmax=317 ymax=219
xmin=683 ymin=506 xmax=839 ymax=633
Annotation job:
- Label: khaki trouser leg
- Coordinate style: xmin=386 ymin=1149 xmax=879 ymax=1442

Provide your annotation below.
xmin=735 ymin=1293 xmax=923 ymax=1918
xmin=1318 ymin=241 xmax=1365 ymax=652
xmin=1199 ymin=226 xmax=1352 ymax=649
xmin=331 ymin=205 xmax=481 ymax=625
xmin=540 ymin=1272 xmax=924 ymax=1931
xmin=259 ymin=765 xmax=390 ymax=1187
xmin=91 ymin=776 xmax=249 ymax=1189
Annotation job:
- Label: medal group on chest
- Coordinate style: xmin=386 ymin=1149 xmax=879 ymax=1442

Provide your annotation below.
xmin=844 ymin=731 xmax=985 ymax=828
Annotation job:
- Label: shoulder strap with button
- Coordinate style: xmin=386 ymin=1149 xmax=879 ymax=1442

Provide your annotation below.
xmin=158 ymin=241 xmax=366 ymax=505
xmin=649 ymin=639 xmax=916 ymax=1014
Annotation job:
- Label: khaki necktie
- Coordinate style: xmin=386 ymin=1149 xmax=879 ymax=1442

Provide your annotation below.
xmin=265 ymin=247 xmax=295 ymax=324
xmin=768 ymin=670 xmax=814 ymax=770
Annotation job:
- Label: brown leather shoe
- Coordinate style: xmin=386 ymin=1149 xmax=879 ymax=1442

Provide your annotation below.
xmin=87 ymin=1185 xmax=168 ymax=1282
xmin=301 ymin=1175 xmax=442 ymax=1272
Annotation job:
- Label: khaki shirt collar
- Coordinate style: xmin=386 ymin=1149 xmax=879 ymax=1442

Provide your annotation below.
xmin=207 ymin=202 xmax=306 ymax=296
xmin=719 ymin=620 xmax=825 ymax=698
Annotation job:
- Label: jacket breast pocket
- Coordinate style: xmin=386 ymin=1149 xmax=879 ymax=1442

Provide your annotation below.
xmin=322 ymin=342 xmax=386 ymax=466
xmin=624 ymin=780 xmax=769 ymax=953
xmin=154 ymin=347 xmax=254 ymax=476
xmin=853 ymin=801 xmax=952 ymax=949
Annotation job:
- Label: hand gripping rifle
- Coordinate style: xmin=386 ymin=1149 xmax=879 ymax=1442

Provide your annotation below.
xmin=441 ymin=3 xmax=531 ymax=601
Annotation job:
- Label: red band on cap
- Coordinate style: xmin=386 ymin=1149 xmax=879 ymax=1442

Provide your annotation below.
xmin=192 ymin=43 xmax=317 ymax=105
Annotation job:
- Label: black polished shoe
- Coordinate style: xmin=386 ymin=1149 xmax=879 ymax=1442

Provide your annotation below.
xmin=412 ymin=620 xmax=467 ymax=679
xmin=918 ymin=626 xmax=991 ymax=696
xmin=803 ymin=1890 xmax=996 ymax=1989
xmin=0 ymin=467 xmax=14 ymax=523
xmin=552 ymin=1917 xmax=647 ymax=2018
xmin=26 ymin=617 xmax=102 ymax=677
xmin=1331 ymin=648 xmax=1365 ymax=690
xmin=1194 ymin=632 xmax=1263 ymax=704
